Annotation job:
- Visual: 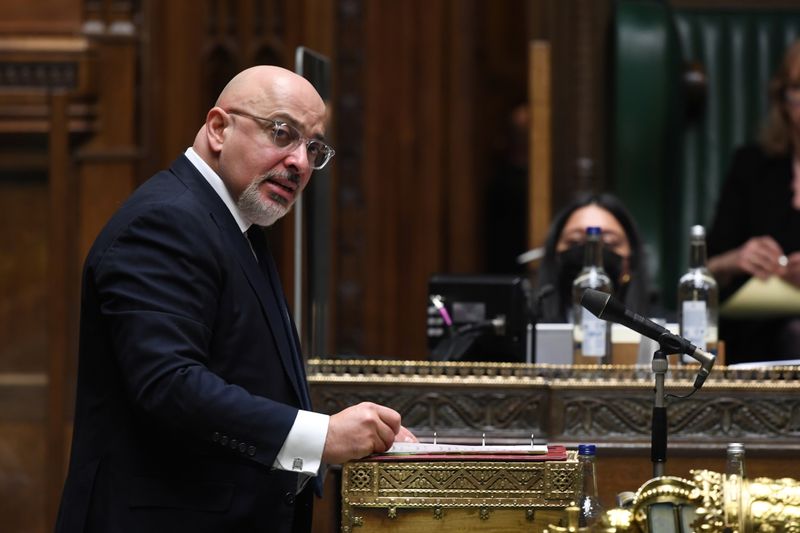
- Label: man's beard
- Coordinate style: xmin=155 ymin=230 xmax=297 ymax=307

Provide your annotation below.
xmin=237 ymin=175 xmax=292 ymax=227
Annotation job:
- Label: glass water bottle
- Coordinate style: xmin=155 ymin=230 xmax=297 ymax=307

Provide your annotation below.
xmin=724 ymin=442 xmax=746 ymax=531
xmin=577 ymin=443 xmax=605 ymax=529
xmin=572 ymin=227 xmax=613 ymax=364
xmin=677 ymin=225 xmax=718 ymax=362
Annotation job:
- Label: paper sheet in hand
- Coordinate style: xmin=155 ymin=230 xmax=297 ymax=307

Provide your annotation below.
xmin=384 ymin=442 xmax=548 ymax=455
xmin=720 ymin=276 xmax=800 ymax=318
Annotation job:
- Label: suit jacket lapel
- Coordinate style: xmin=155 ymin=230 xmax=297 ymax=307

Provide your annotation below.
xmin=170 ymin=156 xmax=309 ymax=409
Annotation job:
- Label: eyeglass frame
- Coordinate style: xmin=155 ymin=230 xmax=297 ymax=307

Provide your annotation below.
xmin=224 ymin=108 xmax=335 ymax=170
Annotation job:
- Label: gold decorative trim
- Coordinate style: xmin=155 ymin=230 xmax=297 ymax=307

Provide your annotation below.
xmin=631 ymin=476 xmax=699 ymax=530
xmin=308 ymin=358 xmax=800 ymax=390
xmin=342 ymin=455 xmax=580 ymax=510
xmin=312 ymin=359 xmax=800 ymax=446
xmin=580 ymin=470 xmax=800 ymax=532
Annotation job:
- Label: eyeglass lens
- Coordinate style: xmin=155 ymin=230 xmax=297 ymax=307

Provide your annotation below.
xmin=270 ymin=122 xmax=332 ymax=169
xmin=228 ymin=110 xmax=334 ymax=169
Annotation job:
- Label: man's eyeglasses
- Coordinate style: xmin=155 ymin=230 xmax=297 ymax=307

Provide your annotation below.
xmin=226 ymin=109 xmax=335 ymax=170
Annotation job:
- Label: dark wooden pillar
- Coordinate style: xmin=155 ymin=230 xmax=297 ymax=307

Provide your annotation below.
xmin=46 ymin=89 xmax=79 ymax=528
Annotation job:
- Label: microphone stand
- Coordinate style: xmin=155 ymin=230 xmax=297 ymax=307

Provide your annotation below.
xmin=578 ymin=288 xmax=716 ymax=478
xmin=651 ymin=349 xmax=668 ymax=478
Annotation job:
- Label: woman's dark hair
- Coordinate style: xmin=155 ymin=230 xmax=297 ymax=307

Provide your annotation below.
xmin=534 ymin=192 xmax=650 ymax=322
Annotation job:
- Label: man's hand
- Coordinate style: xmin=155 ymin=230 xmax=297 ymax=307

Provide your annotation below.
xmin=321 ymin=402 xmax=416 ymax=464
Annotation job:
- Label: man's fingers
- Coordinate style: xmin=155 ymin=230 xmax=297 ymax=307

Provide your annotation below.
xmin=374 ymin=421 xmax=396 ymax=452
xmin=396 ymin=426 xmax=418 ymax=443
xmin=374 ymin=404 xmax=402 ymax=434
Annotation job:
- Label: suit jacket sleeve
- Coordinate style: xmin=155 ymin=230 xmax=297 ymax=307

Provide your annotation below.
xmin=89 ymin=200 xmax=298 ymax=468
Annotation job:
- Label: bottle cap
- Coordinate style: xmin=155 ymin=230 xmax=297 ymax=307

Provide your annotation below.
xmin=727 ymin=442 xmax=745 ymax=454
xmin=690 ymin=225 xmax=706 ymax=238
xmin=578 ymin=444 xmax=596 ymax=456
xmin=586 ymin=226 xmax=601 ymax=236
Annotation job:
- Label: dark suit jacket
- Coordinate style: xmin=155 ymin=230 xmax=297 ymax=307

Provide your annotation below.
xmin=55 ymin=155 xmax=313 ymax=533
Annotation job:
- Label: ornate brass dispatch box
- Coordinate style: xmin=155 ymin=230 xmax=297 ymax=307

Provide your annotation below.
xmin=341 ymin=451 xmax=580 ymax=533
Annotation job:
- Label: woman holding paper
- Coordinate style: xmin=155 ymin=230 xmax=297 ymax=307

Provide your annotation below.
xmin=708 ymin=40 xmax=800 ymax=363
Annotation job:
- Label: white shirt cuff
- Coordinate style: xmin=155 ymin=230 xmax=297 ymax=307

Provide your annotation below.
xmin=273 ymin=410 xmax=329 ymax=476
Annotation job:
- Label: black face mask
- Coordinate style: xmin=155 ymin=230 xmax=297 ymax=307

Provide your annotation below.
xmin=555 ymin=243 xmax=627 ymax=307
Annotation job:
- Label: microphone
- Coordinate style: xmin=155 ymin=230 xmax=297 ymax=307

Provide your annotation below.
xmin=580 ymin=288 xmax=715 ymax=389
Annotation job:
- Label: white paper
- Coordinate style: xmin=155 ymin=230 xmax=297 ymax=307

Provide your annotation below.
xmin=720 ymin=276 xmax=800 ymax=318
xmin=384 ymin=442 xmax=548 ymax=455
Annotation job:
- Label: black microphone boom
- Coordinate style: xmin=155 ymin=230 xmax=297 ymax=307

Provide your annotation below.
xmin=580 ymin=288 xmax=715 ymax=389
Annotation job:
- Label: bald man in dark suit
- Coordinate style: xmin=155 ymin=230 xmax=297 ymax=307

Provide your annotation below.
xmin=55 ymin=65 xmax=415 ymax=533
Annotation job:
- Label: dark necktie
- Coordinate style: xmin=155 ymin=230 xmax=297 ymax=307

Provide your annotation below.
xmin=246 ymin=226 xmax=312 ymax=411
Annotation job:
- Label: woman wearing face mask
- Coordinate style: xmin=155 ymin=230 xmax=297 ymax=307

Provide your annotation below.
xmin=534 ymin=193 xmax=651 ymax=323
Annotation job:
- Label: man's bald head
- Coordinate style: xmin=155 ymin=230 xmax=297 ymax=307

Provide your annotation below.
xmin=215 ymin=65 xmax=325 ymax=123
xmin=192 ymin=65 xmax=327 ymax=166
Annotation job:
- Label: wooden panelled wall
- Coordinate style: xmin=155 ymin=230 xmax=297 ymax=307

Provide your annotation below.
xmin=0 ymin=1 xmax=140 ymax=531
xmin=139 ymin=0 xmax=534 ymax=358
xmin=4 ymin=1 xmax=773 ymax=532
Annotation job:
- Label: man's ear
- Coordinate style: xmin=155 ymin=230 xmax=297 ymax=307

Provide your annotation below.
xmin=206 ymin=107 xmax=228 ymax=152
